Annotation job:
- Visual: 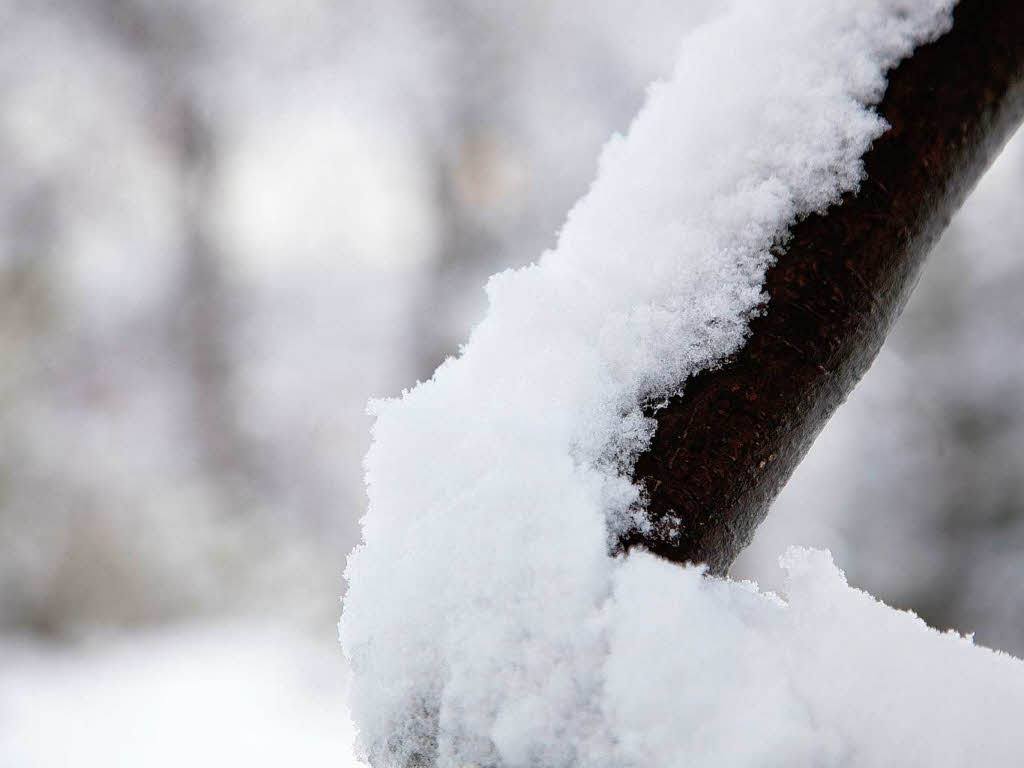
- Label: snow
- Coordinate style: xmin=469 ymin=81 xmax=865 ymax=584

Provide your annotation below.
xmin=0 ymin=622 xmax=365 ymax=768
xmin=605 ymin=550 xmax=1024 ymax=767
xmin=338 ymin=1 xmax=1024 ymax=767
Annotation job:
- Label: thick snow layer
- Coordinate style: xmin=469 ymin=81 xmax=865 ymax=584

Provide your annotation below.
xmin=339 ymin=2 xmax=1024 ymax=766
xmin=605 ymin=549 xmax=1024 ymax=767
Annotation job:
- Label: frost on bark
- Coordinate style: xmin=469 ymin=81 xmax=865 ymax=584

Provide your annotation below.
xmin=621 ymin=0 xmax=1024 ymax=576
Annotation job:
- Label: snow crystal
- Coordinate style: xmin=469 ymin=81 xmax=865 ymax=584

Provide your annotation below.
xmin=338 ymin=2 xmax=1024 ymax=767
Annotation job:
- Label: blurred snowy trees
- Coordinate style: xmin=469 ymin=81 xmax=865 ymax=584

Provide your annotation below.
xmin=0 ymin=0 xmax=707 ymax=636
xmin=0 ymin=0 xmax=1021 ymax=658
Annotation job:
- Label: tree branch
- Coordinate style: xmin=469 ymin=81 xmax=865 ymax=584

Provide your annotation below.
xmin=619 ymin=0 xmax=1024 ymax=576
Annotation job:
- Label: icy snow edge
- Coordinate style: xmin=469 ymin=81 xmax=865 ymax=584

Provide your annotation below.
xmin=339 ymin=2 xmax=1024 ymax=767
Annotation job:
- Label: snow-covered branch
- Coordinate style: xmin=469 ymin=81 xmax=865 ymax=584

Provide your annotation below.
xmin=341 ymin=2 xmax=1024 ymax=766
xmin=625 ymin=0 xmax=1024 ymax=576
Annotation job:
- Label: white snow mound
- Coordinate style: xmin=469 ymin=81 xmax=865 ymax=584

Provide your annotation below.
xmin=340 ymin=1 xmax=1024 ymax=766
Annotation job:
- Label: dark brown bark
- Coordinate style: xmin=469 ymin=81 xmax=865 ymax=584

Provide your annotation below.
xmin=619 ymin=0 xmax=1024 ymax=576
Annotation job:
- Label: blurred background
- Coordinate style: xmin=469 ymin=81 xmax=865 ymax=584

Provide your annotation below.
xmin=0 ymin=1 xmax=1020 ymax=765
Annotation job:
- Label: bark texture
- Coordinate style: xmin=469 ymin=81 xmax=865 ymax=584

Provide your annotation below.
xmin=619 ymin=0 xmax=1024 ymax=576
